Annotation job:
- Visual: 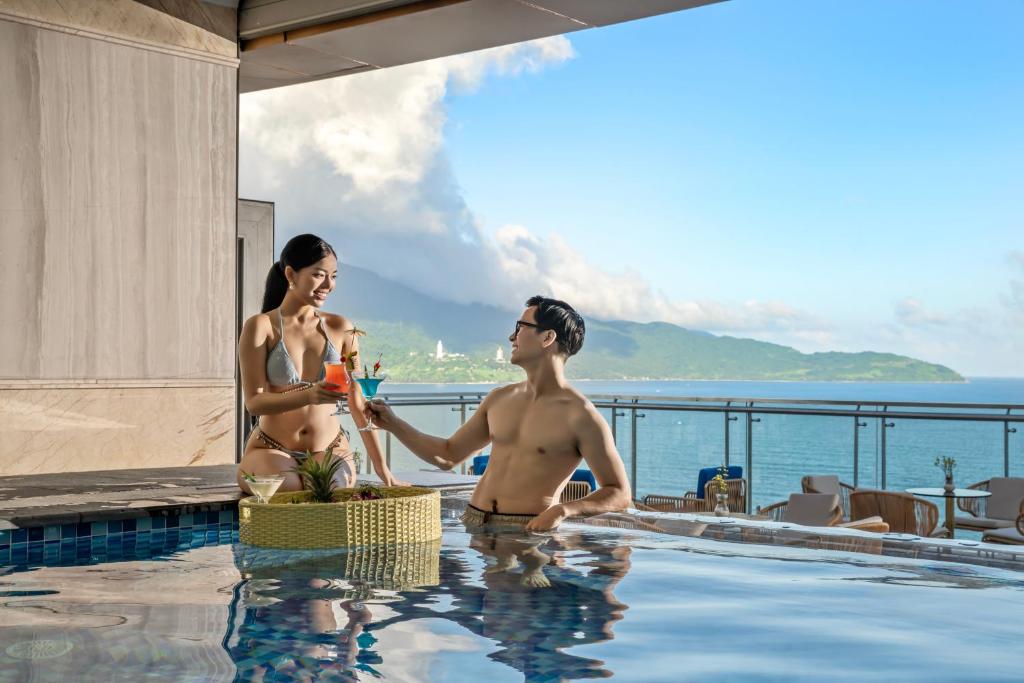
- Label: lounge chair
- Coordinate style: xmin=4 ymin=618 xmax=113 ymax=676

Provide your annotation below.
xmin=955 ymin=477 xmax=1024 ymax=532
xmin=981 ymin=500 xmax=1024 ymax=545
xmin=802 ymin=475 xmax=856 ymax=520
xmin=641 ymin=478 xmax=747 ymax=514
xmin=759 ymin=493 xmax=889 ymax=533
xmin=560 ymin=480 xmax=592 ymax=504
xmin=849 ymin=489 xmax=947 ymax=537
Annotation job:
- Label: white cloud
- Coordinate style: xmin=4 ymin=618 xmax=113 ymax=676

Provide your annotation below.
xmin=894 ymin=297 xmax=950 ymax=327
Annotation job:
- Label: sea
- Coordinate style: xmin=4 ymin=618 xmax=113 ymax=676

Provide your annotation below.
xmin=359 ymin=378 xmax=1024 ymax=512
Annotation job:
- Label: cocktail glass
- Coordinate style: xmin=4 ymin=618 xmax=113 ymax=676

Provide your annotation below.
xmin=248 ymin=474 xmax=286 ymax=504
xmin=323 ymin=362 xmax=351 ymax=416
xmin=355 ymin=372 xmax=387 ymax=431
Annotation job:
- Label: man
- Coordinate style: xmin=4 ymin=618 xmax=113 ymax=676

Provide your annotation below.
xmin=365 ymin=296 xmax=631 ymax=531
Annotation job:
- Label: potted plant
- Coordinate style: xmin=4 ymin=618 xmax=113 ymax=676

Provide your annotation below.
xmin=711 ymin=464 xmax=730 ymax=516
xmin=935 ymin=456 xmax=957 ymax=494
xmin=239 ymin=449 xmax=441 ymax=549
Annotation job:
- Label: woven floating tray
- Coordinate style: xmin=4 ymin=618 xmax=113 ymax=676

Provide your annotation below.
xmin=233 ymin=540 xmax=442 ymax=594
xmin=239 ymin=486 xmax=442 ymax=549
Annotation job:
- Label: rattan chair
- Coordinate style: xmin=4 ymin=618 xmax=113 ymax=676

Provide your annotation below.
xmin=981 ymin=500 xmax=1024 ymax=545
xmin=802 ymin=475 xmax=857 ymax=520
xmin=641 ymin=478 xmax=747 ymax=514
xmin=955 ymin=477 xmax=1024 ymax=532
xmin=759 ymin=493 xmax=889 ymax=533
xmin=849 ymin=489 xmax=946 ymax=537
xmin=560 ymin=480 xmax=592 ymax=504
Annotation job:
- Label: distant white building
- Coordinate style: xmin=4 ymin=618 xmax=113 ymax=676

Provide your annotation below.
xmin=495 ymin=347 xmax=505 ymax=362
xmin=435 ymin=340 xmax=444 ymax=360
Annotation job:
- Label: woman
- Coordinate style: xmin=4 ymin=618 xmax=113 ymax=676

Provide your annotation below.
xmin=237 ymin=233 xmax=402 ymax=493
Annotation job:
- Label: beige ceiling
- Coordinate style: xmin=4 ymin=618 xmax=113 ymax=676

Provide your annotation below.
xmin=238 ymin=0 xmax=723 ymax=92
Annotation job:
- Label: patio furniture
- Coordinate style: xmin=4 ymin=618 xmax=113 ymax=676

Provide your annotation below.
xmin=560 ymin=480 xmax=592 ymax=504
xmin=906 ymin=487 xmax=991 ymax=539
xmin=801 ymin=475 xmax=856 ymax=520
xmin=692 ymin=466 xmax=743 ymax=499
xmin=642 ymin=478 xmax=747 ymax=514
xmin=759 ymin=493 xmax=889 ymax=533
xmin=981 ymin=500 xmax=1024 ymax=545
xmin=955 ymin=477 xmax=1024 ymax=532
xmin=850 ymin=489 xmax=948 ymax=537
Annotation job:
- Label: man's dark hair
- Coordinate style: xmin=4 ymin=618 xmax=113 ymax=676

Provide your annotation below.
xmin=526 ymin=295 xmax=585 ymax=357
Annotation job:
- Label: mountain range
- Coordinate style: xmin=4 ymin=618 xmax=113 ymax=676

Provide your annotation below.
xmin=328 ymin=265 xmax=963 ymax=383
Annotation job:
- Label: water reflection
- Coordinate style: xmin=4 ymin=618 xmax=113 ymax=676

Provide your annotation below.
xmin=226 ymin=526 xmax=634 ymax=681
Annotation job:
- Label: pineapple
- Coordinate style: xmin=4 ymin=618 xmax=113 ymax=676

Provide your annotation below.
xmin=292 ymin=447 xmax=347 ymax=503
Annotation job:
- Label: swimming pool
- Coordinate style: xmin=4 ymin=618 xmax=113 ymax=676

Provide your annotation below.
xmin=1 ymin=503 xmax=1022 ymax=682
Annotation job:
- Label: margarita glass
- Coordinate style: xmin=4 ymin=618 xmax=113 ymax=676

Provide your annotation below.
xmin=248 ymin=474 xmax=286 ymax=504
xmin=354 ymin=371 xmax=387 ymax=431
xmin=323 ymin=361 xmax=351 ymax=416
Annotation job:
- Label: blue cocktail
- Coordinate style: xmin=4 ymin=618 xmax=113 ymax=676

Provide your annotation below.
xmin=355 ymin=372 xmax=386 ymax=431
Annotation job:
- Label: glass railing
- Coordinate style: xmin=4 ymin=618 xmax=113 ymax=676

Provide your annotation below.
xmin=373 ymin=392 xmax=1023 ymax=512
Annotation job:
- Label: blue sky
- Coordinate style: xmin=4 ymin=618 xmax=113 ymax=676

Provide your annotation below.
xmin=447 ymin=0 xmax=1022 ymax=318
xmin=241 ymin=0 xmax=1023 ymax=376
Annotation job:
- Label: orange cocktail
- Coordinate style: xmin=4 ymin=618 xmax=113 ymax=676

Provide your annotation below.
xmin=323 ymin=362 xmax=351 ymax=392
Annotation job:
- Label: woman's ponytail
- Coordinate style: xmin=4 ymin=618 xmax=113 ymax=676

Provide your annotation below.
xmin=260 ymin=235 xmax=338 ymax=313
xmin=261 ymin=261 xmax=289 ymax=313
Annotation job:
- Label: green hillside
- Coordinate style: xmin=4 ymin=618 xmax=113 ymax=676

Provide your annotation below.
xmin=332 ymin=266 xmax=963 ymax=383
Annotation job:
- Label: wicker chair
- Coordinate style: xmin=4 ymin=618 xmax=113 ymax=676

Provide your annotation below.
xmin=802 ymin=475 xmax=857 ymax=520
xmin=981 ymin=500 xmax=1024 ymax=545
xmin=955 ymin=477 xmax=1024 ymax=532
xmin=560 ymin=480 xmax=592 ymax=504
xmin=849 ymin=489 xmax=946 ymax=537
xmin=641 ymin=478 xmax=747 ymax=514
xmin=760 ymin=493 xmax=889 ymax=533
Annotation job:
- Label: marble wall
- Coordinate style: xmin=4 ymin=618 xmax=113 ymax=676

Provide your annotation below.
xmin=0 ymin=4 xmax=239 ymax=473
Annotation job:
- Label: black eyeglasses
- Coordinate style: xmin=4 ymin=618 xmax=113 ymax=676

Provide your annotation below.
xmin=512 ymin=320 xmax=546 ymax=337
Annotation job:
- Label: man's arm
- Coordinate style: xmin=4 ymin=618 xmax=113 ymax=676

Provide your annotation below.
xmin=526 ymin=402 xmax=632 ymax=531
xmin=366 ymin=390 xmax=495 ymax=471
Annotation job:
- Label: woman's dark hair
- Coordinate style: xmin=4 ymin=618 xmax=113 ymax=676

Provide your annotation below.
xmin=261 ymin=234 xmax=337 ymax=312
xmin=526 ymin=295 xmax=585 ymax=357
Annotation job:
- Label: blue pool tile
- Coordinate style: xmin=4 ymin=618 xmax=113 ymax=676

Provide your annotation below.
xmin=179 ymin=514 xmax=193 ymax=528
xmin=0 ymin=530 xmax=9 ymax=546
xmin=61 ymin=523 xmax=77 ymax=539
xmin=220 ymin=509 xmax=234 ymax=523
xmin=151 ymin=517 xmax=165 ymax=530
xmin=205 ymin=511 xmax=219 ymax=525
xmin=44 ymin=538 xmax=59 ymax=545
xmin=11 ymin=547 xmax=27 ymax=564
xmin=166 ymin=515 xmax=179 ymax=529
xmin=91 ymin=521 xmax=107 ymax=536
xmin=28 ymin=527 xmax=44 ymax=542
xmin=77 ymin=522 xmax=91 ymax=537
xmin=28 ymin=545 xmax=44 ymax=562
xmin=13 ymin=529 xmax=28 ymax=544
xmin=107 ymin=520 xmax=122 ymax=535
xmin=0 ymin=548 xmax=9 ymax=565
xmin=122 ymin=518 xmax=137 ymax=533
xmin=136 ymin=517 xmax=151 ymax=532
xmin=44 ymin=525 xmax=60 ymax=541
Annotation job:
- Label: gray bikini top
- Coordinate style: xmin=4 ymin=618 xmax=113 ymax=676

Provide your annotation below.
xmin=266 ymin=311 xmax=342 ymax=386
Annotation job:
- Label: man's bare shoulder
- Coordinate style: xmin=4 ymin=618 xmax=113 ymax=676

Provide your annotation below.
xmin=561 ymin=387 xmax=605 ymax=427
xmin=484 ymin=382 xmax=526 ymax=405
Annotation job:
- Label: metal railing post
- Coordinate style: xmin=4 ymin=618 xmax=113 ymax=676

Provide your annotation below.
xmin=1006 ymin=411 xmax=1017 ymax=477
xmin=724 ymin=402 xmax=737 ymax=467
xmin=853 ymin=406 xmax=866 ymax=488
xmin=881 ymin=413 xmax=894 ymax=489
xmin=745 ymin=406 xmax=760 ymax=513
xmin=630 ymin=399 xmax=645 ymax=495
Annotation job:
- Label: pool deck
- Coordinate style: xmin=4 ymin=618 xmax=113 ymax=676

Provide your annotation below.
xmin=0 ymin=465 xmax=479 ymax=531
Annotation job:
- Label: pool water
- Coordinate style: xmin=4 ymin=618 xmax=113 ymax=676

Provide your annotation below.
xmin=1 ymin=512 xmax=1022 ymax=682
